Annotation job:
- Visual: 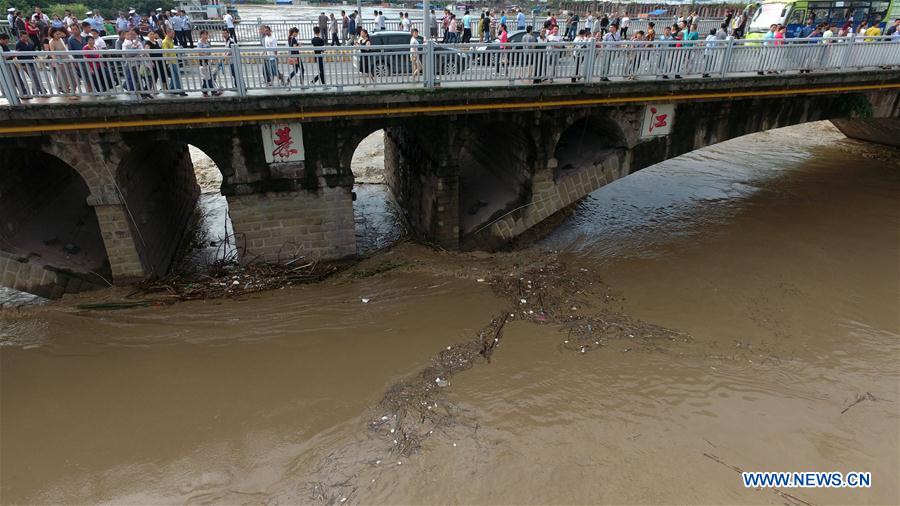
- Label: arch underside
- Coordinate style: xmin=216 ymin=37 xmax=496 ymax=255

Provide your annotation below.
xmin=0 ymin=149 xmax=110 ymax=296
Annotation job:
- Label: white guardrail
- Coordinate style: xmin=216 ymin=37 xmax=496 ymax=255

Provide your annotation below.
xmin=0 ymin=36 xmax=897 ymax=105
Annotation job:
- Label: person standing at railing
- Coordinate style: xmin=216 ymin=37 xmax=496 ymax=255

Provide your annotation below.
xmin=516 ymin=9 xmax=526 ymax=31
xmin=13 ymin=31 xmax=44 ymax=96
xmin=571 ymin=28 xmax=589 ymax=82
xmin=519 ymin=25 xmax=536 ymax=82
xmin=183 ymin=14 xmax=194 ymax=49
xmin=2 ymin=32 xmax=32 ymax=99
xmin=145 ymin=30 xmax=167 ymax=94
xmin=462 ymin=10 xmax=472 ymax=43
xmin=447 ymin=15 xmax=458 ymax=43
xmin=318 ymin=12 xmax=328 ymax=40
xmin=702 ymin=28 xmax=718 ymax=77
xmin=599 ymin=13 xmax=609 ymax=36
xmin=342 ymin=11 xmax=350 ymax=44
xmin=656 ymin=25 xmax=675 ymax=79
xmin=620 ymin=12 xmax=630 ymax=39
xmin=46 ymin=28 xmax=75 ymax=97
xmin=356 ymin=28 xmax=375 ymax=84
xmin=682 ymin=23 xmax=700 ymax=76
xmin=172 ymin=11 xmax=187 ymax=49
xmin=478 ymin=12 xmax=488 ymax=42
xmin=162 ymin=28 xmax=185 ymax=94
xmin=286 ymin=27 xmax=304 ymax=88
xmin=597 ymin=22 xmax=620 ymax=81
xmin=67 ymin=27 xmax=91 ymax=93
xmin=401 ymin=13 xmax=411 ymax=33
xmin=82 ymin=35 xmax=106 ymax=93
xmin=349 ymin=12 xmax=359 ymax=43
xmin=430 ymin=10 xmax=439 ymax=39
xmin=220 ymin=28 xmax=237 ymax=88
xmin=197 ymin=30 xmax=221 ymax=96
xmin=122 ymin=30 xmax=151 ymax=99
xmin=310 ymin=26 xmax=326 ymax=86
xmin=330 ymin=13 xmax=340 ymax=46
xmin=220 ymin=11 xmax=235 ymax=43
xmin=24 ymin=17 xmax=40 ymax=50
xmin=409 ymin=27 xmax=422 ymax=79
xmin=260 ymin=25 xmax=285 ymax=86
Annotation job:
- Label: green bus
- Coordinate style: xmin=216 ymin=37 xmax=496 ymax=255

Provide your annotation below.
xmin=746 ymin=0 xmax=899 ymax=37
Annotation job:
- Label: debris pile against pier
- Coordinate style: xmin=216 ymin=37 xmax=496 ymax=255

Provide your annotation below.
xmin=134 ymin=259 xmax=339 ymax=301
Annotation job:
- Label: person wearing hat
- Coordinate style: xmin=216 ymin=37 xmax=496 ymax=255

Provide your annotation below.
xmin=88 ymin=10 xmax=105 ymax=36
xmin=7 ymin=7 xmax=17 ymax=28
xmin=129 ymin=9 xmax=141 ymax=30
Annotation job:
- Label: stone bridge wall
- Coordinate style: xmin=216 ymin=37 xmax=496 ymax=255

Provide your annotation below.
xmin=0 ymin=72 xmax=897 ymax=295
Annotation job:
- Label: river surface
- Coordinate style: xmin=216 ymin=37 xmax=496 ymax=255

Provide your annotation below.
xmin=1 ymin=122 xmax=898 ymax=505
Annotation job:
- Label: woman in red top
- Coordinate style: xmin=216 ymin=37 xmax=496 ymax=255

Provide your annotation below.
xmin=82 ymin=35 xmax=104 ymax=93
xmin=24 ymin=18 xmax=40 ymax=47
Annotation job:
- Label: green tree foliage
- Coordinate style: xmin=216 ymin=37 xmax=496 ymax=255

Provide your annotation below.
xmin=2 ymin=1 xmax=174 ymax=18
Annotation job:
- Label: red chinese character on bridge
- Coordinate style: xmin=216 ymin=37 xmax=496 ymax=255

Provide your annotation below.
xmin=272 ymin=126 xmax=299 ymax=160
xmin=648 ymin=107 xmax=668 ymax=133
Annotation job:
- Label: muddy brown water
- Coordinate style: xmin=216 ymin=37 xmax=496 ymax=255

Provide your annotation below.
xmin=1 ymin=122 xmax=898 ymax=505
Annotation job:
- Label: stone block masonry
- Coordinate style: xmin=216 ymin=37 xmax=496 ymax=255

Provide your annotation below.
xmin=227 ymin=187 xmax=357 ymax=263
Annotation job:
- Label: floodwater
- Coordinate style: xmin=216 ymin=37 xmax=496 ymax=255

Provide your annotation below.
xmin=1 ymin=122 xmax=898 ymax=505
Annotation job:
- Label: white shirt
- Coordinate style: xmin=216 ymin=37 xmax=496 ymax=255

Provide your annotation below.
xmin=122 ymin=39 xmax=142 ymax=51
xmin=223 ymin=13 xmax=234 ymax=28
xmin=409 ymin=35 xmax=419 ymax=53
xmin=263 ymin=33 xmax=278 ymax=55
xmin=94 ymin=36 xmax=107 ymax=49
xmin=401 ymin=17 xmax=410 ymax=31
xmin=621 ymin=16 xmax=630 ymax=28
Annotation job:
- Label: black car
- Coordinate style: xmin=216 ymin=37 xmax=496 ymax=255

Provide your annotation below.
xmin=353 ymin=31 xmax=469 ymax=77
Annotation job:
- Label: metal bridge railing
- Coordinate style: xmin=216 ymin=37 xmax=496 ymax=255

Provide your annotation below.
xmin=0 ymin=36 xmax=897 ymax=106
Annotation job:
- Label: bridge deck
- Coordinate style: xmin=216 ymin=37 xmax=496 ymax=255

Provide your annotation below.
xmin=2 ymin=69 xmax=898 ymax=136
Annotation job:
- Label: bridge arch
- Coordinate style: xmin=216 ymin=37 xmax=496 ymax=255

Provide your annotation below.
xmin=114 ymin=138 xmax=229 ymax=277
xmin=552 ymin=114 xmax=630 ymax=182
xmin=458 ymin=119 xmax=538 ymax=244
xmin=0 ymin=147 xmax=111 ymax=297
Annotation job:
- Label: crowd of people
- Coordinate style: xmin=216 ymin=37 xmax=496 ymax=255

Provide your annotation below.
xmin=1 ymin=5 xmax=898 ymax=100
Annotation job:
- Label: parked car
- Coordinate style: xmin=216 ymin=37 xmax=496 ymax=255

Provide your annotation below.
xmin=474 ymin=30 xmax=528 ymax=65
xmin=353 ymin=31 xmax=470 ymax=77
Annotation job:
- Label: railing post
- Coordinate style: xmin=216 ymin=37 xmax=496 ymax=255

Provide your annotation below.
xmin=583 ymin=43 xmax=595 ymax=83
xmin=839 ymin=32 xmax=857 ymax=70
xmin=0 ymin=51 xmax=21 ymax=106
xmin=231 ymin=44 xmax=248 ymax=96
xmin=721 ymin=37 xmax=735 ymax=78
xmin=424 ymin=38 xmax=435 ymax=88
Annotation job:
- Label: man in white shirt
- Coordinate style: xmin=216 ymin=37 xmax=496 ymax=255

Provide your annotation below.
xmin=260 ymin=25 xmax=285 ymax=86
xmin=90 ymin=28 xmax=107 ymax=48
xmin=620 ymin=12 xmax=630 ymax=38
xmin=223 ymin=12 xmax=235 ymax=41
xmin=703 ymin=29 xmax=718 ymax=77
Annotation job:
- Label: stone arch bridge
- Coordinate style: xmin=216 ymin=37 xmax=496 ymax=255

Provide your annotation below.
xmin=1 ymin=72 xmax=898 ymax=297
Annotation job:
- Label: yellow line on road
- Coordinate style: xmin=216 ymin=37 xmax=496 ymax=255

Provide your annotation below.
xmin=1 ymin=82 xmax=898 ymax=135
